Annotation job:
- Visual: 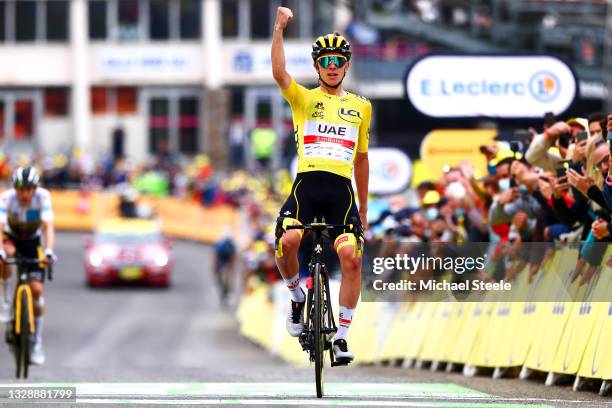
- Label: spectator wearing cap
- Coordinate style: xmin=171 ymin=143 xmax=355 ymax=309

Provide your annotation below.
xmin=525 ymin=119 xmax=590 ymax=172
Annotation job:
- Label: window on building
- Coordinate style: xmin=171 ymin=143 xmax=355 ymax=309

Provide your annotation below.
xmin=89 ymin=0 xmax=107 ymax=39
xmin=118 ymin=0 xmax=140 ymax=41
xmin=15 ymin=1 xmax=37 ymax=42
xmin=116 ymin=87 xmax=137 ymax=114
xmin=250 ymin=0 xmax=270 ymax=39
xmin=91 ymin=87 xmax=109 ymax=114
xmin=149 ymin=98 xmax=170 ymax=153
xmin=149 ymin=0 xmax=169 ymax=40
xmin=46 ymin=1 xmax=68 ymax=41
xmin=311 ymin=0 xmax=333 ymax=39
xmin=0 ymin=2 xmax=5 ymax=42
xmin=91 ymin=87 xmax=139 ymax=115
xmin=221 ymin=0 xmax=238 ymax=38
xmin=178 ymin=96 xmax=198 ymax=153
xmin=44 ymin=88 xmax=69 ymax=117
xmin=179 ymin=0 xmax=200 ymax=39
xmin=88 ymin=0 xmax=200 ymax=41
xmin=14 ymin=99 xmax=34 ymax=140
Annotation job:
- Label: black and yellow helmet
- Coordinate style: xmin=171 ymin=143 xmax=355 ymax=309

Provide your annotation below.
xmin=311 ymin=32 xmax=351 ymax=61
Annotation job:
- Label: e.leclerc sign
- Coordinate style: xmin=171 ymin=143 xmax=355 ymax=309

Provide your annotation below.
xmin=405 ymin=55 xmax=577 ymax=118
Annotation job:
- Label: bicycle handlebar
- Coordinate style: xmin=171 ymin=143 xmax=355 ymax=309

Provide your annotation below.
xmin=2 ymin=257 xmax=53 ymax=281
xmin=286 ymin=223 xmax=356 ymax=232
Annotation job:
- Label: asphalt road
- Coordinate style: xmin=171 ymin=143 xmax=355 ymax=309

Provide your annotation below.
xmin=0 ymin=232 xmax=609 ymax=407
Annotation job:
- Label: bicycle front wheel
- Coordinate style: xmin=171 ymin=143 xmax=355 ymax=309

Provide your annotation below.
xmin=314 ymin=263 xmax=325 ymax=398
xmin=16 ymin=289 xmax=31 ymax=378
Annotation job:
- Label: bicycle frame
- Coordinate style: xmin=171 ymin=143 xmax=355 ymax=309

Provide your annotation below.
xmin=301 ymin=226 xmax=337 ymax=361
xmin=282 ymin=218 xmax=362 ymax=398
xmin=4 ymin=257 xmax=52 ymax=378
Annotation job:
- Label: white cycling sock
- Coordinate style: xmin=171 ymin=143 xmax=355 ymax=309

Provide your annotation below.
xmin=34 ymin=316 xmax=44 ymax=345
xmin=0 ymin=278 xmax=9 ymax=305
xmin=284 ymin=274 xmax=304 ymax=303
xmin=334 ymin=306 xmax=355 ymax=341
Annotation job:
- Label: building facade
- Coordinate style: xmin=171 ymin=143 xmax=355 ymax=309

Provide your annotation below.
xmin=0 ymin=0 xmax=341 ymax=165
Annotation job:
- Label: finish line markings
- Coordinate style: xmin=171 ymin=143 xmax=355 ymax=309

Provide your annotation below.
xmin=0 ymin=382 xmax=570 ymax=407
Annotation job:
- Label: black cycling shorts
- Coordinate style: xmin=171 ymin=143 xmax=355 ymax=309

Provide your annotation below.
xmin=278 ymin=171 xmax=361 ymax=241
xmin=3 ymin=234 xmax=45 ymax=282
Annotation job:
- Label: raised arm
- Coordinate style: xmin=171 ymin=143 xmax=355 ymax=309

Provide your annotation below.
xmin=271 ymin=7 xmax=294 ymax=89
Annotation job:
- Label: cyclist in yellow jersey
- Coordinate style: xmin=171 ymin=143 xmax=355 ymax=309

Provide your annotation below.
xmin=271 ymin=6 xmax=371 ymax=363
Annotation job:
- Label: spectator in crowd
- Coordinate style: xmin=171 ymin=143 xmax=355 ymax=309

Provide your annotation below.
xmin=228 ymin=116 xmax=246 ymax=170
xmin=588 ymin=112 xmax=604 ymax=140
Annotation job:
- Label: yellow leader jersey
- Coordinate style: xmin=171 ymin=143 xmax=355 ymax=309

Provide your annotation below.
xmin=281 ymin=79 xmax=372 ymax=180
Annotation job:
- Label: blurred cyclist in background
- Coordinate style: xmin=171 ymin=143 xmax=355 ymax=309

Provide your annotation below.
xmin=0 ymin=167 xmax=56 ymax=365
xmin=213 ymin=228 xmax=237 ymax=306
xmin=271 ymin=6 xmax=372 ymax=363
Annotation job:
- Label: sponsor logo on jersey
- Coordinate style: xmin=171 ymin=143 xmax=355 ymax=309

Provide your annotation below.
xmin=338 ymin=107 xmax=362 ymax=123
xmin=303 ymin=121 xmax=358 ymax=149
xmin=312 ymin=102 xmax=325 ymax=118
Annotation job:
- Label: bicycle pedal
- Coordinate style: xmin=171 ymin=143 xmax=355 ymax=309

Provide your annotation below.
xmin=332 ymin=358 xmax=352 ymax=367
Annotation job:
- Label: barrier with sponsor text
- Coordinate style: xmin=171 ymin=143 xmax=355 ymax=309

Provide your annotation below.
xmin=237 ymin=244 xmax=612 ymax=392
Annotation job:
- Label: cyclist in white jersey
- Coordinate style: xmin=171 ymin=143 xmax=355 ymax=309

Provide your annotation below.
xmin=0 ymin=167 xmax=56 ymax=365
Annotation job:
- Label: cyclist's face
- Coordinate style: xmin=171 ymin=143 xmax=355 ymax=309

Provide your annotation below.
xmin=16 ymin=186 xmax=35 ymax=204
xmin=316 ymin=54 xmax=349 ymax=86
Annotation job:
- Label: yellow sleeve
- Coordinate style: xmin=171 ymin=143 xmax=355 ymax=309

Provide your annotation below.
xmin=280 ymin=79 xmax=307 ymax=110
xmin=357 ymin=100 xmax=372 ymax=153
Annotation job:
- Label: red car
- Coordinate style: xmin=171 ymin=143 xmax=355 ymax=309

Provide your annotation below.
xmin=84 ymin=218 xmax=172 ymax=287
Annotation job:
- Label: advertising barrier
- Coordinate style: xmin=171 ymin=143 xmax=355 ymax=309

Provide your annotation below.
xmin=237 ymin=245 xmax=612 ymax=393
xmin=419 ymin=129 xmax=497 ymax=180
xmin=51 ymin=190 xmax=238 ymax=244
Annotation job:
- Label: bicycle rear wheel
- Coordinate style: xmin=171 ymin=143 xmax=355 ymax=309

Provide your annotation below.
xmin=314 ymin=263 xmax=325 ymax=398
xmin=15 ymin=289 xmax=31 ymax=378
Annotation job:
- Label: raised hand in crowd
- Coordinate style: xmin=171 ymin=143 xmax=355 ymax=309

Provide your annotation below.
xmin=572 ymin=139 xmax=588 ymax=164
xmin=551 ymin=175 xmax=570 ymax=199
xmin=566 ymin=168 xmax=594 ymax=196
xmin=497 ymin=187 xmax=518 ymax=205
xmin=537 ymin=173 xmax=554 ymax=199
xmin=458 ymin=161 xmax=475 ymax=181
xmin=545 ymin=121 xmax=571 ymax=140
xmin=591 ymin=218 xmax=610 ymax=240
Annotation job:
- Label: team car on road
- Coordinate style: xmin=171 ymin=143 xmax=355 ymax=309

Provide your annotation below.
xmin=84 ymin=218 xmax=172 ymax=287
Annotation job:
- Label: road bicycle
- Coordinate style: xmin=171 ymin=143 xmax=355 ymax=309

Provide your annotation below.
xmin=282 ymin=217 xmax=362 ymax=398
xmin=4 ymin=256 xmax=52 ymax=378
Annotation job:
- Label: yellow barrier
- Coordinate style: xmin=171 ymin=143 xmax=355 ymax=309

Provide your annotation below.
xmin=50 ymin=190 xmax=238 ymax=244
xmin=237 ymin=246 xmax=612 ymax=387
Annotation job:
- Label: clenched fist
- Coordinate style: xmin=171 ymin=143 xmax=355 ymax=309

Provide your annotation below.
xmin=275 ymin=7 xmax=293 ymax=31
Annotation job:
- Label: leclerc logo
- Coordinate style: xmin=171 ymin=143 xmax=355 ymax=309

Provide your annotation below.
xmin=338 ymin=108 xmax=361 ymax=123
xmin=382 ymin=162 xmax=399 ymax=180
xmin=405 ymin=55 xmax=577 ymax=118
xmin=529 ymin=71 xmax=560 ymax=102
